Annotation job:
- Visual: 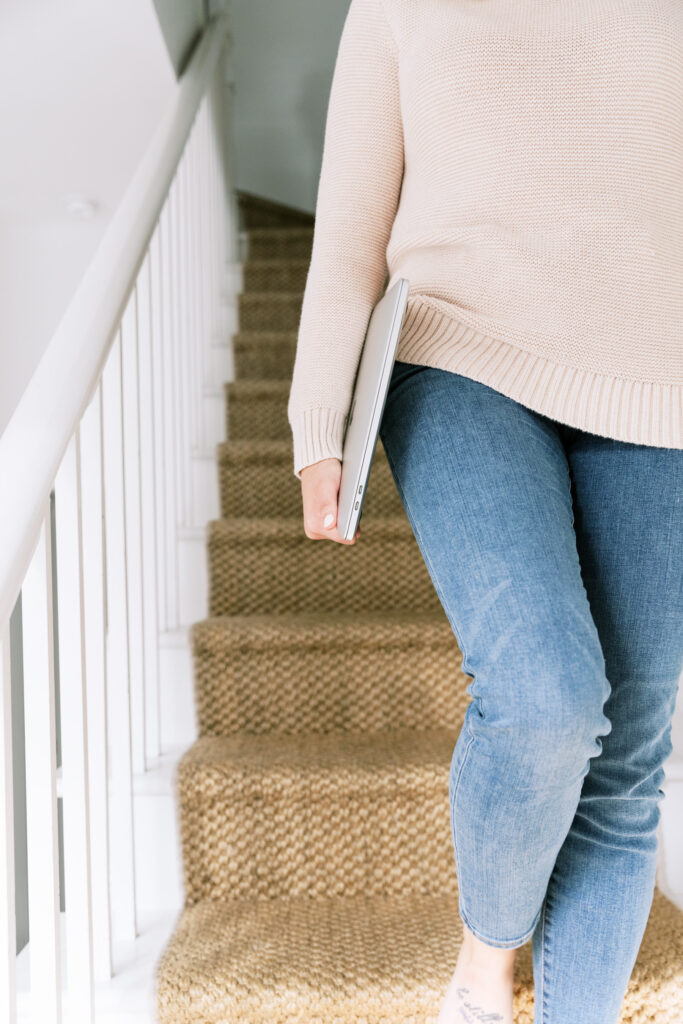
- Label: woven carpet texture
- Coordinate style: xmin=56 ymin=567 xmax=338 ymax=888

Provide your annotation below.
xmin=154 ymin=192 xmax=683 ymax=1023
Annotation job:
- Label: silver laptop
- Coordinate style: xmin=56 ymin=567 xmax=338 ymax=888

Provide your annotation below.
xmin=337 ymin=277 xmax=410 ymax=541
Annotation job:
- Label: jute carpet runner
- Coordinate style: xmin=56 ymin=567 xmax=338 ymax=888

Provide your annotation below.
xmin=155 ymin=194 xmax=683 ymax=1022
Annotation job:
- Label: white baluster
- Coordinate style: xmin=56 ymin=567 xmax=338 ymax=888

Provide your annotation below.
xmin=169 ymin=176 xmax=189 ymax=532
xmin=179 ymin=155 xmax=194 ymax=528
xmin=160 ymin=199 xmax=181 ymax=630
xmin=22 ymin=512 xmax=62 ymax=1024
xmin=212 ymin=71 xmax=229 ymax=310
xmin=120 ymin=294 xmax=147 ymax=776
xmin=180 ymin=150 xmax=197 ymax=516
xmin=181 ymin=150 xmax=195 ymax=525
xmin=212 ymin=80 xmax=226 ymax=297
xmin=192 ymin=116 xmax=209 ymax=459
xmin=196 ymin=106 xmax=212 ymax=397
xmin=207 ymin=95 xmax=221 ymax=349
xmin=101 ymin=334 xmax=137 ymax=947
xmin=79 ymin=385 xmax=114 ymax=983
xmin=149 ymin=224 xmax=169 ymax=636
xmin=197 ymin=102 xmax=213 ymax=456
xmin=191 ymin=129 xmax=204 ymax=483
xmin=0 ymin=618 xmax=17 ymax=1024
xmin=136 ymin=253 xmax=162 ymax=761
xmin=194 ymin=104 xmax=210 ymax=464
xmin=222 ymin=49 xmax=240 ymax=265
xmin=189 ymin=117 xmax=205 ymax=475
xmin=54 ymin=432 xmax=95 ymax=1024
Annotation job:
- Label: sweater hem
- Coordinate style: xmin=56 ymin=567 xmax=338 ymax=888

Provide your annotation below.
xmin=395 ymin=296 xmax=682 ymax=449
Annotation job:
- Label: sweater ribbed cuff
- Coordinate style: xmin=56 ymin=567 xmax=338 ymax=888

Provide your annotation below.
xmin=290 ymin=407 xmax=349 ymax=480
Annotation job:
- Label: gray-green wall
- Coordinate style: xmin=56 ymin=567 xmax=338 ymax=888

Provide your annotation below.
xmin=229 ymin=0 xmax=348 ymax=215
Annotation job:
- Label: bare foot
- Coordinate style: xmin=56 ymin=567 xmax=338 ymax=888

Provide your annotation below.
xmin=436 ymin=925 xmax=515 ymax=1024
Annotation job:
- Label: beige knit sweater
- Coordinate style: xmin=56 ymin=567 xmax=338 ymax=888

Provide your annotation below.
xmin=287 ymin=0 xmax=683 ymax=479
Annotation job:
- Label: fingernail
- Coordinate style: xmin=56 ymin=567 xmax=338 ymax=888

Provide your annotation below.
xmin=323 ymin=513 xmax=334 ymax=528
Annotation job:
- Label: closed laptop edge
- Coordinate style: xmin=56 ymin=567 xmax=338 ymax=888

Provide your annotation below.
xmin=337 ymin=277 xmax=410 ymax=541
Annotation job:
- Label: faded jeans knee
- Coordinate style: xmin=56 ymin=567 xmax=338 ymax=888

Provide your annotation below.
xmin=459 ymin=628 xmax=613 ymax=793
xmin=447 ymin=638 xmax=615 ymax=942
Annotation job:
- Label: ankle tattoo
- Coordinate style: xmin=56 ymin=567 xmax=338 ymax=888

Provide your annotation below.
xmin=455 ymin=987 xmax=504 ymax=1023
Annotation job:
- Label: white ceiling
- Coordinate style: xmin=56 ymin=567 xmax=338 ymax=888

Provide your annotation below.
xmin=0 ymin=0 xmax=175 ymax=225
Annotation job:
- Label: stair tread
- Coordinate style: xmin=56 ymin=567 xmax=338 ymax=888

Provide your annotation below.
xmin=209 ymin=515 xmax=412 ymax=537
xmin=156 ymin=891 xmax=469 ymax=1023
xmin=240 ymin=290 xmax=304 ymax=299
xmin=246 ymin=226 xmax=313 ymax=238
xmin=218 ymin=436 xmax=301 ymax=448
xmin=225 ymin=377 xmax=291 ymax=394
xmin=218 ymin=437 xmax=306 ymax=457
xmin=193 ymin=608 xmax=452 ymax=641
xmin=232 ymin=330 xmax=298 ymax=340
xmin=217 ymin=437 xmax=314 ymax=465
xmin=190 ymin=611 xmax=467 ymax=740
xmin=218 ymin=437 xmax=387 ymax=458
xmin=155 ymin=886 xmax=683 ymax=1024
xmin=243 ymin=258 xmax=310 ymax=268
xmin=207 ymin=515 xmax=441 ymax=617
xmin=176 ymin=728 xmax=461 ymax=903
xmin=179 ymin=726 xmax=458 ymax=778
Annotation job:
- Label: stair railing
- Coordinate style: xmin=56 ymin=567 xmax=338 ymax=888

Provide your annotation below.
xmin=0 ymin=13 xmax=234 ymax=1023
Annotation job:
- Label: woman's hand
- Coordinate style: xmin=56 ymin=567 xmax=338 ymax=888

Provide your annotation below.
xmin=300 ymin=458 xmax=361 ymax=544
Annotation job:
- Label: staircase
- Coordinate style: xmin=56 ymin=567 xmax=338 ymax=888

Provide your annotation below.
xmin=155 ymin=194 xmax=683 ymax=1023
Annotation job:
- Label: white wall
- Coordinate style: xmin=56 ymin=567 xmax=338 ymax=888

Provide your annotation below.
xmin=0 ymin=0 xmax=178 ymax=436
xmin=229 ymin=0 xmax=346 ymax=215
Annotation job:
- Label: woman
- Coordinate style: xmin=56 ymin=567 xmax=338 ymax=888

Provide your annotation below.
xmin=286 ymin=1 xmax=683 ymax=1021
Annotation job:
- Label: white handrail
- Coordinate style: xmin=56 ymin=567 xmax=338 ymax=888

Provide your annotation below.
xmin=0 ymin=14 xmax=230 ymax=629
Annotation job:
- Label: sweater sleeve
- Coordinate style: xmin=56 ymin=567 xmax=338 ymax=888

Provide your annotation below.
xmin=286 ymin=0 xmax=404 ymax=480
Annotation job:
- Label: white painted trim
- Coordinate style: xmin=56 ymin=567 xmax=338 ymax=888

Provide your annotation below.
xmin=0 ymin=620 xmax=17 ymax=1024
xmin=158 ymin=630 xmax=196 ymax=752
xmin=22 ymin=512 xmax=62 ymax=1023
xmin=15 ymin=908 xmax=180 ymax=1024
xmin=120 ymin=297 xmax=147 ymax=779
xmin=101 ymin=335 xmax=138 ymax=949
xmin=54 ymin=432 xmax=97 ymax=1024
xmin=78 ymin=386 xmax=114 ymax=984
xmin=135 ymin=255 xmax=162 ymax=764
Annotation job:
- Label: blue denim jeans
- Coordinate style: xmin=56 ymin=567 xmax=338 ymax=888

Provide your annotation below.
xmin=378 ymin=359 xmax=683 ymax=1024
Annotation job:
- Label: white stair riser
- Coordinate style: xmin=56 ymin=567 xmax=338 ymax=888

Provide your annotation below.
xmin=177 ymin=531 xmax=207 ymax=627
xmin=204 ymin=342 xmax=233 ymax=387
xmin=159 ymin=635 xmax=197 ymax=751
xmin=203 ymin=390 xmax=225 ymax=449
xmin=225 ymin=261 xmax=244 ymax=295
xmin=134 ymin=791 xmax=184 ymax=916
xmin=189 ymin=452 xmax=220 ymax=525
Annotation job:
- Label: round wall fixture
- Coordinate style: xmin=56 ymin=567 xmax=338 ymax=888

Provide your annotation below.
xmin=63 ymin=194 xmax=99 ymax=220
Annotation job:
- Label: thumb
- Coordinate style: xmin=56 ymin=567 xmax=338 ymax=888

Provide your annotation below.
xmin=316 ymin=482 xmax=338 ymax=530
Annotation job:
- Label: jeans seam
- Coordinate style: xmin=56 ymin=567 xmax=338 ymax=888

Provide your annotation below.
xmin=449 ymin=720 xmax=477 ymax=923
xmin=381 ymin=431 xmax=490 ymax=935
xmin=565 ymin=462 xmax=575 ymax=528
xmin=541 ymin=881 xmax=553 ymax=1024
